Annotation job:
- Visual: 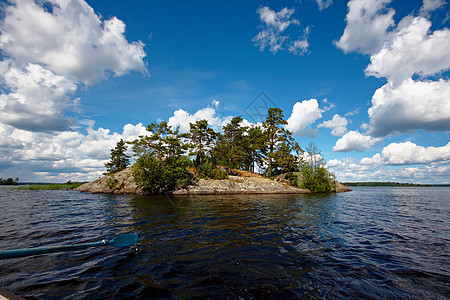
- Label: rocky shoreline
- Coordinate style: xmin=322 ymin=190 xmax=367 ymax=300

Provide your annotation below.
xmin=75 ymin=168 xmax=351 ymax=195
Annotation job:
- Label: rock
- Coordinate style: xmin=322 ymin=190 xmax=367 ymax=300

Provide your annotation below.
xmin=75 ymin=169 xmax=311 ymax=195
xmin=334 ymin=182 xmax=352 ymax=193
xmin=75 ymin=168 xmax=144 ymax=195
xmin=172 ymin=175 xmax=311 ymax=195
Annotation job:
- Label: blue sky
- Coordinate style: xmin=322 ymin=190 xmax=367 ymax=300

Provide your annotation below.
xmin=0 ymin=0 xmax=449 ymax=183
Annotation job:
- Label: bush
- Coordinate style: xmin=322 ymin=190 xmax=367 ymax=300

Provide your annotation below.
xmin=132 ymin=155 xmax=194 ymax=194
xmin=300 ymin=142 xmax=336 ymax=193
xmin=288 ymin=173 xmax=300 ymax=188
xmin=197 ymin=156 xmax=228 ymax=180
xmin=106 ymin=175 xmax=119 ymax=190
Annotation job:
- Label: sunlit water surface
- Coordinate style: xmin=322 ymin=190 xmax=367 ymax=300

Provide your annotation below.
xmin=0 ymin=187 xmax=449 ymax=299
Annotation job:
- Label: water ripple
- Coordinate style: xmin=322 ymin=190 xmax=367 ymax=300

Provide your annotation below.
xmin=0 ymin=187 xmax=449 ymax=299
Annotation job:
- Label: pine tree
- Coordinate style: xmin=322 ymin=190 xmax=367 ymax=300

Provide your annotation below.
xmin=221 ymin=116 xmax=247 ymax=172
xmin=130 ymin=121 xmax=183 ymax=160
xmin=188 ymin=119 xmax=217 ymax=166
xmin=243 ymin=126 xmax=266 ymax=173
xmin=104 ymin=139 xmax=130 ymax=174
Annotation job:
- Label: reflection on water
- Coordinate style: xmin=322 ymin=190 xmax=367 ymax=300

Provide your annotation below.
xmin=0 ymin=187 xmax=449 ymax=299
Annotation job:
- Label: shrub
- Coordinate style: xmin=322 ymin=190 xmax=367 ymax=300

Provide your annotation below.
xmin=197 ymin=156 xmax=228 ymax=180
xmin=132 ymin=155 xmax=194 ymax=194
xmin=288 ymin=173 xmax=300 ymax=188
xmin=106 ymin=175 xmax=119 ymax=190
xmin=300 ymin=142 xmax=336 ymax=193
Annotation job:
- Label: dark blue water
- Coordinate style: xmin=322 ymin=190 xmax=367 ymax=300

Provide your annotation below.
xmin=0 ymin=187 xmax=449 ymax=299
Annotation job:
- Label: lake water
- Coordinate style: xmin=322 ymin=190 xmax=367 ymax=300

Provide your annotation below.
xmin=0 ymin=187 xmax=449 ymax=299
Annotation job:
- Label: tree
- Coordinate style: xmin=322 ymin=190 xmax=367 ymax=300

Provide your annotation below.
xmin=220 ymin=116 xmax=247 ymax=173
xmin=0 ymin=177 xmax=18 ymax=185
xmin=242 ymin=126 xmax=266 ymax=173
xmin=188 ymin=119 xmax=217 ymax=166
xmin=262 ymin=108 xmax=301 ymax=176
xmin=299 ymin=142 xmax=335 ymax=193
xmin=104 ymin=139 xmax=130 ymax=174
xmin=130 ymin=121 xmax=184 ymax=160
xmin=132 ymin=155 xmax=194 ymax=194
xmin=273 ymin=141 xmax=298 ymax=174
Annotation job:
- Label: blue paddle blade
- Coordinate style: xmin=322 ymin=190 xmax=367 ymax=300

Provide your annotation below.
xmin=108 ymin=233 xmax=138 ymax=247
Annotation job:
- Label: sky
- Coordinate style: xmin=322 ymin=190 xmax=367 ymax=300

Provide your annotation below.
xmin=0 ymin=0 xmax=449 ymax=184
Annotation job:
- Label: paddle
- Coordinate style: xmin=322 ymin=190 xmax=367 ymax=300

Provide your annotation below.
xmin=0 ymin=233 xmax=138 ymax=259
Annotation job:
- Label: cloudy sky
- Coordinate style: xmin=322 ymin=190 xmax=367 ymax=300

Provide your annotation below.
xmin=0 ymin=0 xmax=449 ymax=183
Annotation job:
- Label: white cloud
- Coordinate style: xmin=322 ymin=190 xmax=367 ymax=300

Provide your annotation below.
xmin=367 ymin=78 xmax=450 ymax=137
xmin=328 ymin=157 xmax=450 ymax=184
xmin=318 ymin=114 xmax=348 ymax=136
xmin=333 ymin=130 xmax=382 ymax=152
xmin=420 ymin=0 xmax=446 ymax=16
xmin=253 ymin=6 xmax=310 ymax=55
xmin=0 ymin=0 xmax=147 ymax=133
xmin=0 ymin=61 xmax=77 ymax=131
xmin=0 ymin=122 xmax=147 ymax=182
xmin=335 ymin=0 xmax=395 ymax=54
xmin=168 ymin=101 xmax=238 ymax=133
xmin=365 ymin=16 xmax=450 ymax=83
xmin=286 ymin=99 xmax=322 ymax=137
xmin=315 ymin=0 xmax=333 ymax=10
xmin=360 ymin=141 xmax=450 ymax=165
xmin=337 ymin=0 xmax=450 ymax=137
xmin=328 ymin=141 xmax=450 ymax=184
xmin=0 ymin=0 xmax=147 ymax=84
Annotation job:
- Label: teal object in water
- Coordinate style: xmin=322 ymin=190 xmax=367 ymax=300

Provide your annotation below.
xmin=0 ymin=233 xmax=138 ymax=259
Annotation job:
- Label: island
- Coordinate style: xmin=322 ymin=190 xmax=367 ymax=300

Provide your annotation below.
xmin=75 ymin=168 xmax=351 ymax=195
xmin=76 ymin=108 xmax=352 ymax=196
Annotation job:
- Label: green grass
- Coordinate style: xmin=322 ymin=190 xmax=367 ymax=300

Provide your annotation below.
xmin=17 ymin=182 xmax=85 ymax=190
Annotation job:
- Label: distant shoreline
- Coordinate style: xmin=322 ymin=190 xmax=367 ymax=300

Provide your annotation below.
xmin=343 ymin=182 xmax=450 ymax=187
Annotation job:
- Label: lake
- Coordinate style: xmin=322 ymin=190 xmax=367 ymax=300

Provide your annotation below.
xmin=0 ymin=187 xmax=449 ymax=299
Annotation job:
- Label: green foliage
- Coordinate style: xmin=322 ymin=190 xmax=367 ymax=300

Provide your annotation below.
xmin=188 ymin=119 xmax=217 ymax=165
xmin=219 ymin=116 xmax=247 ymax=172
xmin=17 ymin=182 xmax=84 ymax=190
xmin=0 ymin=177 xmax=19 ymax=185
xmin=242 ymin=126 xmax=266 ymax=173
xmin=129 ymin=121 xmax=185 ymax=159
xmin=299 ymin=142 xmax=335 ymax=193
xmin=197 ymin=156 xmax=228 ymax=180
xmin=105 ymin=139 xmax=130 ymax=175
xmin=288 ymin=173 xmax=300 ymax=188
xmin=106 ymin=175 xmax=119 ymax=190
xmin=132 ymin=155 xmax=194 ymax=194
xmin=262 ymin=107 xmax=301 ymax=176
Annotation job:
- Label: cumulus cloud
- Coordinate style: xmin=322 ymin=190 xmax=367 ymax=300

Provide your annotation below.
xmin=253 ymin=6 xmax=310 ymax=55
xmin=367 ymin=78 xmax=450 ymax=136
xmin=0 ymin=0 xmax=147 ymax=84
xmin=337 ymin=0 xmax=450 ymax=137
xmin=360 ymin=141 xmax=450 ymax=165
xmin=0 ymin=0 xmax=147 ymax=133
xmin=335 ymin=0 xmax=395 ymax=55
xmin=286 ymin=99 xmax=322 ymax=137
xmin=318 ymin=114 xmax=348 ymax=136
xmin=0 ymin=62 xmax=77 ymax=131
xmin=0 ymin=122 xmax=147 ymax=182
xmin=365 ymin=16 xmax=450 ymax=83
xmin=168 ymin=101 xmax=239 ymax=133
xmin=333 ymin=130 xmax=382 ymax=152
xmin=327 ymin=156 xmax=450 ymax=184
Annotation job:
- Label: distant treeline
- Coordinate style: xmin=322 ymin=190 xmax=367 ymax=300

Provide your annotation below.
xmin=0 ymin=177 xmax=19 ymax=185
xmin=343 ymin=182 xmax=450 ymax=187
